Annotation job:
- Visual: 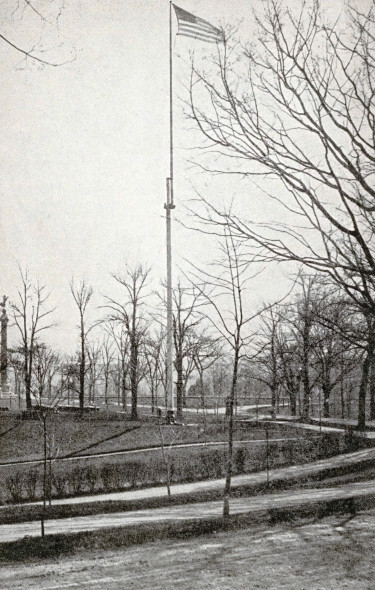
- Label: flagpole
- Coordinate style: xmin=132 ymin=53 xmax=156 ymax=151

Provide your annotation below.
xmin=169 ymin=1 xmax=174 ymax=185
xmin=165 ymin=0 xmax=175 ymax=422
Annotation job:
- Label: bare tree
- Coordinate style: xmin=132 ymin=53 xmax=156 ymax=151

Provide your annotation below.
xmin=32 ymin=343 xmax=60 ymax=405
xmin=104 ymin=322 xmax=130 ymax=411
xmin=172 ymin=282 xmax=203 ymax=420
xmin=191 ymin=333 xmax=222 ymax=420
xmin=156 ymin=281 xmax=204 ymax=420
xmin=277 ymin=335 xmax=301 ymax=417
xmin=279 ymin=275 xmax=319 ymax=419
xmin=100 ymin=335 xmax=115 ymax=408
xmin=255 ymin=276 xmax=363 ymax=420
xmin=208 ymin=358 xmax=231 ymax=418
xmin=355 ymin=313 xmax=375 ymax=427
xmin=104 ymin=265 xmax=150 ymax=420
xmin=1 ymin=1 xmax=74 ymax=66
xmin=86 ymin=341 xmax=102 ymax=406
xmin=11 ymin=268 xmax=55 ymax=412
xmin=252 ymin=306 xmax=284 ymax=419
xmin=188 ymin=223 xmax=268 ymax=520
xmin=8 ymin=349 xmax=24 ymax=407
xmin=311 ymin=292 xmax=363 ymax=419
xmin=70 ymin=280 xmax=93 ymax=414
xmin=188 ymin=0 xmax=375 ymax=427
xmin=144 ymin=329 xmax=165 ymax=414
xmin=370 ymin=328 xmax=375 ymax=422
xmin=59 ymin=354 xmax=80 ymax=406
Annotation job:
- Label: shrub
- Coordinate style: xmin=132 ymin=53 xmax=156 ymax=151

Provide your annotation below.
xmin=241 ymin=445 xmax=261 ymax=472
xmin=82 ymin=465 xmax=99 ymax=494
xmin=267 ymin=442 xmax=281 ymax=468
xmin=318 ymin=434 xmax=341 ymax=458
xmin=25 ymin=469 xmax=39 ymax=501
xmin=121 ymin=461 xmax=145 ymax=488
xmin=344 ymin=428 xmax=360 ymax=453
xmin=200 ymin=449 xmax=223 ymax=479
xmin=234 ymin=447 xmax=246 ymax=474
xmin=101 ymin=464 xmax=122 ymax=492
xmin=52 ymin=472 xmax=69 ymax=497
xmin=5 ymin=471 xmax=24 ymax=503
xmin=68 ymin=466 xmax=85 ymax=495
xmin=172 ymin=456 xmax=194 ymax=483
xmin=280 ymin=440 xmax=295 ymax=464
xmin=183 ymin=454 xmax=202 ymax=481
xmin=147 ymin=456 xmax=164 ymax=485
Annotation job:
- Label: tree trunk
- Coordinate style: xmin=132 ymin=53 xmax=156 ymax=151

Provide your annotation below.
xmin=340 ymin=375 xmax=346 ymax=419
xmin=151 ymin=384 xmax=155 ymax=414
xmin=104 ymin=376 xmax=108 ymax=406
xmin=79 ymin=316 xmax=85 ymax=416
xmin=357 ymin=351 xmax=370 ymax=430
xmin=270 ymin=385 xmax=277 ymax=419
xmin=322 ymin=382 xmax=331 ymax=419
xmin=301 ymin=316 xmax=311 ymax=420
xmin=121 ymin=360 xmax=127 ymax=411
xmin=358 ymin=322 xmax=375 ymax=429
xmin=25 ymin=372 xmax=32 ymax=411
xmin=270 ymin=337 xmax=277 ymax=419
xmin=199 ymin=371 xmax=206 ymax=432
xmin=25 ymin=349 xmax=32 ymax=412
xmin=369 ymin=341 xmax=375 ymax=422
xmin=130 ymin=340 xmax=138 ymax=420
xmin=301 ymin=365 xmax=310 ymax=420
xmin=289 ymin=387 xmax=297 ymax=416
xmin=175 ymin=356 xmax=183 ymax=421
xmin=223 ymin=343 xmax=239 ymax=520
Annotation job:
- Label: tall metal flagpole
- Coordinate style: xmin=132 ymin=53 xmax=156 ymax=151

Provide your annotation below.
xmin=165 ymin=0 xmax=175 ymax=420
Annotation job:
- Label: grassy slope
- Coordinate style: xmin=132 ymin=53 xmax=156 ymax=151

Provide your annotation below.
xmin=1 ymin=415 xmax=233 ymax=462
xmin=0 ymin=414 xmax=312 ymax=463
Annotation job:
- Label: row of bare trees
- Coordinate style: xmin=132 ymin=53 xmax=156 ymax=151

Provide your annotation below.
xmin=8 ymin=254 xmax=374 ymax=430
xmin=7 ymin=265 xmax=218 ymax=419
xmin=252 ymin=274 xmax=369 ymax=421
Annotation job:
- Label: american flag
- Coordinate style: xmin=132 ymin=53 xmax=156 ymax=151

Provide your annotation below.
xmin=173 ymin=4 xmax=224 ymax=44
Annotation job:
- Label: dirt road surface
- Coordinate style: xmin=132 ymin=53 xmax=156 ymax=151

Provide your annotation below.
xmin=2 ymin=510 xmax=375 ymax=589
xmin=2 ymin=479 xmax=375 ymax=542
xmin=3 ymin=446 xmax=375 ymax=513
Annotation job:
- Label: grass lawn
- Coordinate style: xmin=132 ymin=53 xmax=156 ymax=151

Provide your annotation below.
xmin=1 ymin=412 xmax=346 ymax=507
xmin=0 ymin=413 xmax=220 ymax=462
xmin=0 ymin=413 xmax=313 ymax=463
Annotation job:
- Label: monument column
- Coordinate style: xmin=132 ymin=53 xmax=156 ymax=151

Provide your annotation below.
xmin=0 ymin=296 xmax=9 ymax=395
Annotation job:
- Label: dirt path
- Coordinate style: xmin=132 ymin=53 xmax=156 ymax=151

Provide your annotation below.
xmin=3 ymin=446 xmax=375 ymax=513
xmin=2 ymin=479 xmax=375 ymax=542
xmin=2 ymin=511 xmax=375 ymax=589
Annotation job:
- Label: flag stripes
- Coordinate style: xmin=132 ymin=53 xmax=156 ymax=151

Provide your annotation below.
xmin=173 ymin=4 xmax=224 ymax=43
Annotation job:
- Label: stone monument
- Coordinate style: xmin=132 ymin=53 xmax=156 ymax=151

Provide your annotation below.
xmin=0 ymin=295 xmax=10 ymax=398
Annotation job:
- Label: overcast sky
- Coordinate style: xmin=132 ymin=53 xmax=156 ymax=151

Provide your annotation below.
xmin=0 ymin=0 xmax=361 ymax=353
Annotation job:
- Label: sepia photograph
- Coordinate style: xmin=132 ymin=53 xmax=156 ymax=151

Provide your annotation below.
xmin=1 ymin=0 xmax=375 ymax=588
